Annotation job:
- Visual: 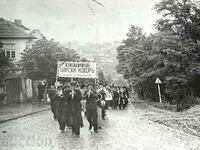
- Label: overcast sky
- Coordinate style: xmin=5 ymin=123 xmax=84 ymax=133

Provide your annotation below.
xmin=0 ymin=0 xmax=160 ymax=44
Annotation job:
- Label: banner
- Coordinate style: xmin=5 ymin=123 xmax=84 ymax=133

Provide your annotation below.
xmin=57 ymin=61 xmax=97 ymax=78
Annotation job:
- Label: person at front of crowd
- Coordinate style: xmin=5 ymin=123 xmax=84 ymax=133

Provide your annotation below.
xmin=55 ymin=85 xmax=66 ymax=133
xmin=67 ymin=81 xmax=83 ymax=137
xmin=98 ymin=83 xmax=106 ymax=120
xmin=47 ymin=84 xmax=57 ymax=120
xmin=84 ymin=83 xmax=101 ymax=133
xmin=95 ymin=84 xmax=104 ymax=129
xmin=63 ymin=84 xmax=71 ymax=128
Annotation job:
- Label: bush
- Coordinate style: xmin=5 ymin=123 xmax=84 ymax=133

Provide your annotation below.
xmin=177 ymin=97 xmax=199 ymax=112
xmin=153 ymin=97 xmax=199 ymax=112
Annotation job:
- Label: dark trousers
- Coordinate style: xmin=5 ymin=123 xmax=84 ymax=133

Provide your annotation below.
xmin=65 ymin=110 xmax=71 ymax=127
xmin=108 ymin=100 xmax=112 ymax=107
xmin=112 ymin=100 xmax=118 ymax=109
xmin=50 ymin=100 xmax=57 ymax=119
xmin=119 ymin=98 xmax=125 ymax=109
xmin=86 ymin=109 xmax=98 ymax=132
xmin=102 ymin=107 xmax=106 ymax=119
xmin=57 ymin=104 xmax=66 ymax=131
xmin=71 ymin=113 xmax=80 ymax=135
xmin=58 ymin=120 xmax=65 ymax=131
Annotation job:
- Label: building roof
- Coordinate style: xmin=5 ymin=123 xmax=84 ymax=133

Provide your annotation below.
xmin=30 ymin=29 xmax=45 ymax=39
xmin=0 ymin=18 xmax=34 ymax=39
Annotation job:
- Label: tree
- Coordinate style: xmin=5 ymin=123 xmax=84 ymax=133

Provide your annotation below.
xmin=117 ymin=24 xmax=200 ymax=103
xmin=115 ymin=1 xmax=200 ymax=110
xmin=155 ymin=0 xmax=200 ymax=41
xmin=20 ymin=39 xmax=80 ymax=91
xmin=154 ymin=0 xmax=200 ymax=98
xmin=0 ymin=41 xmax=10 ymax=85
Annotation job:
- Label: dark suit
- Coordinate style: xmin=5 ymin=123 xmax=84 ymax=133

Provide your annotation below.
xmin=66 ymin=89 xmax=83 ymax=135
xmin=63 ymin=89 xmax=71 ymax=127
xmin=84 ymin=90 xmax=99 ymax=132
xmin=48 ymin=88 xmax=57 ymax=119
xmin=55 ymin=91 xmax=66 ymax=130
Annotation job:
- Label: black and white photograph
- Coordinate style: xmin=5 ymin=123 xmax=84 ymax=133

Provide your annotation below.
xmin=0 ymin=0 xmax=200 ymax=149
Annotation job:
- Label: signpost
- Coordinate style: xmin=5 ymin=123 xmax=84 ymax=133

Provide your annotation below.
xmin=155 ymin=78 xmax=162 ymax=103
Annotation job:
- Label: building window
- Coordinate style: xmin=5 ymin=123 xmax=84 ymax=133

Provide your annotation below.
xmin=6 ymin=50 xmax=10 ymax=58
xmin=11 ymin=51 xmax=15 ymax=58
xmin=2 ymin=43 xmax=16 ymax=59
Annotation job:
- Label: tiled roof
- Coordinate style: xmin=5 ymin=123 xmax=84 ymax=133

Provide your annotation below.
xmin=0 ymin=18 xmax=33 ymax=39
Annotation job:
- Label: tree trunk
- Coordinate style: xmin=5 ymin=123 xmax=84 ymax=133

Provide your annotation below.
xmin=189 ymin=87 xmax=194 ymax=97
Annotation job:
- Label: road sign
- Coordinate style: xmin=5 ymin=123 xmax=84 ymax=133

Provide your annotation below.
xmin=155 ymin=78 xmax=162 ymax=84
xmin=155 ymin=78 xmax=162 ymax=103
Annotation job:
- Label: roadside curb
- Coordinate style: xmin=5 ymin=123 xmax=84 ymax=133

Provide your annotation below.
xmin=129 ymin=99 xmax=200 ymax=140
xmin=0 ymin=107 xmax=51 ymax=123
xmin=148 ymin=119 xmax=200 ymax=140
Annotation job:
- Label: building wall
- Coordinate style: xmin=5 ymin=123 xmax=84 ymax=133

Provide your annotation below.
xmin=4 ymin=78 xmax=21 ymax=104
xmin=0 ymin=38 xmax=30 ymax=62
xmin=0 ymin=38 xmax=37 ymax=104
xmin=20 ymin=78 xmax=33 ymax=102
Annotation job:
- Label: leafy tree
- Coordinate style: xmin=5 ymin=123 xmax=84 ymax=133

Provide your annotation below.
xmin=20 ymin=39 xmax=80 ymax=86
xmin=154 ymin=0 xmax=200 ymax=99
xmin=155 ymin=0 xmax=200 ymax=41
xmin=116 ymin=0 xmax=200 ymax=107
xmin=117 ymin=24 xmax=200 ymax=105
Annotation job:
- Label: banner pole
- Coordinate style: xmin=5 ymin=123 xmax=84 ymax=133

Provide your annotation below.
xmin=55 ymin=61 xmax=59 ymax=86
xmin=95 ymin=78 xmax=97 ymax=84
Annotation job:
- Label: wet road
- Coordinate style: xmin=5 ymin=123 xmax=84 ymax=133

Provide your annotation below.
xmin=0 ymin=103 xmax=200 ymax=150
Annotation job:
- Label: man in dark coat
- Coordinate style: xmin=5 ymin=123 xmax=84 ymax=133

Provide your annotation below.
xmin=55 ymin=85 xmax=66 ymax=133
xmin=111 ymin=86 xmax=119 ymax=109
xmin=47 ymin=85 xmax=57 ymax=120
xmin=84 ymin=83 xmax=99 ymax=133
xmin=63 ymin=84 xmax=71 ymax=128
xmin=67 ymin=81 xmax=83 ymax=137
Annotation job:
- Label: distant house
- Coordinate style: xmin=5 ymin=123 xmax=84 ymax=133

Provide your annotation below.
xmin=0 ymin=18 xmax=45 ymax=105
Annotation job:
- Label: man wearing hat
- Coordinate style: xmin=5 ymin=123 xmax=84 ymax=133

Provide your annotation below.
xmin=98 ymin=83 xmax=106 ymax=120
xmin=47 ymin=85 xmax=57 ymax=120
xmin=83 ymin=82 xmax=100 ymax=133
xmin=63 ymin=84 xmax=71 ymax=128
xmin=55 ymin=85 xmax=66 ymax=133
xmin=66 ymin=81 xmax=83 ymax=137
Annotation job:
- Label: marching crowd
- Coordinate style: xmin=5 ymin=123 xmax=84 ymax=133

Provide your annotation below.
xmin=47 ymin=81 xmax=129 ymax=138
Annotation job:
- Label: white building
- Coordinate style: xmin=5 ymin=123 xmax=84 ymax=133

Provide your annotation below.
xmin=0 ymin=18 xmax=44 ymax=104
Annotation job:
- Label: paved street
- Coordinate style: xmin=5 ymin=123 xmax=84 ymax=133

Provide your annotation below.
xmin=0 ymin=102 xmax=50 ymax=123
xmin=1 ymin=101 xmax=200 ymax=150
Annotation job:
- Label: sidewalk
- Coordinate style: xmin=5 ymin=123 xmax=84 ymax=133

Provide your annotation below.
xmin=0 ymin=101 xmax=50 ymax=123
